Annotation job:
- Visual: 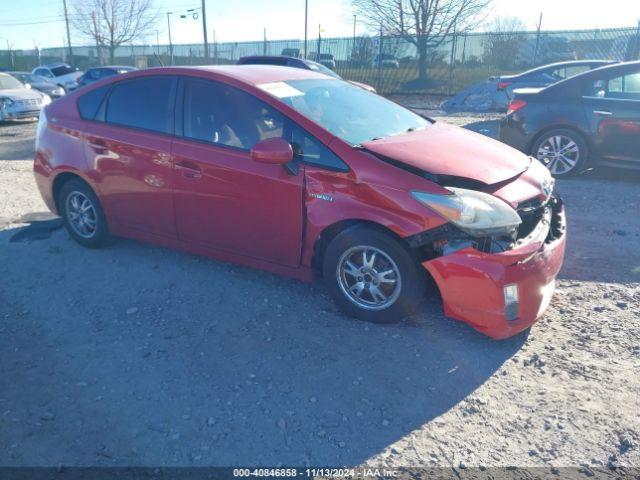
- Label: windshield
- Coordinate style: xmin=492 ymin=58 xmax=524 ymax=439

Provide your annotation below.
xmin=306 ymin=62 xmax=341 ymax=79
xmin=51 ymin=65 xmax=76 ymax=77
xmin=0 ymin=75 xmax=24 ymax=89
xmin=265 ymin=79 xmax=430 ymax=145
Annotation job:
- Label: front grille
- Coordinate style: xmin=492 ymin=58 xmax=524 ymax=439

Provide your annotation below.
xmin=15 ymin=98 xmax=42 ymax=108
xmin=516 ymin=198 xmax=548 ymax=240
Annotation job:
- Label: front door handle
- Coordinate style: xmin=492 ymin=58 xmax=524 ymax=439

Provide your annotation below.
xmin=593 ymin=110 xmax=613 ymax=116
xmin=175 ymin=160 xmax=202 ymax=179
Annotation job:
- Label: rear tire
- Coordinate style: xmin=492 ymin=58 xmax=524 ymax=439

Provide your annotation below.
xmin=531 ymin=128 xmax=589 ymax=177
xmin=58 ymin=178 xmax=111 ymax=248
xmin=322 ymin=225 xmax=426 ymax=324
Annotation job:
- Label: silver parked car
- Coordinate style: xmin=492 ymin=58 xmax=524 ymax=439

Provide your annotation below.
xmin=8 ymin=72 xmax=66 ymax=99
xmin=0 ymin=73 xmax=51 ymax=121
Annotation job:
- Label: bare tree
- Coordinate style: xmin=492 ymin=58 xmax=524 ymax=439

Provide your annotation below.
xmin=352 ymin=0 xmax=493 ymax=83
xmin=71 ymin=0 xmax=157 ymax=64
xmin=482 ymin=16 xmax=527 ymax=69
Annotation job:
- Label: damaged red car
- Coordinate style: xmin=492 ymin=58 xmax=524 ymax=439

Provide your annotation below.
xmin=34 ymin=66 xmax=566 ymax=339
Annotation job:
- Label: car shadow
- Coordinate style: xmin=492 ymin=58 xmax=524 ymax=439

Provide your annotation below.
xmin=0 ymin=223 xmax=527 ymax=466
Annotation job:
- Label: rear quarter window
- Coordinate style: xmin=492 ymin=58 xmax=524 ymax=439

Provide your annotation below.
xmin=77 ymin=84 xmax=111 ymax=120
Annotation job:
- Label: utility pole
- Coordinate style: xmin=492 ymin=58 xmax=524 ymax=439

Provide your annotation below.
xmin=304 ymin=0 xmax=308 ymax=59
xmin=263 ymin=28 xmax=267 ymax=56
xmin=316 ymin=24 xmax=321 ymax=61
xmin=201 ymin=0 xmax=209 ymax=60
xmin=213 ymin=29 xmax=217 ymax=64
xmin=533 ymin=12 xmax=543 ymax=65
xmin=167 ymin=12 xmax=174 ymax=65
xmin=62 ymin=0 xmax=73 ymax=63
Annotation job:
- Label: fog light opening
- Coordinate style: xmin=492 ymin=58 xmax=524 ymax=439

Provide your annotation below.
xmin=504 ymin=283 xmax=520 ymax=321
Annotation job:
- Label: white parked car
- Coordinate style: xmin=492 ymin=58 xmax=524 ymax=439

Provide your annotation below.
xmin=0 ymin=73 xmax=51 ymax=121
xmin=32 ymin=63 xmax=83 ymax=92
xmin=373 ymin=54 xmax=400 ymax=69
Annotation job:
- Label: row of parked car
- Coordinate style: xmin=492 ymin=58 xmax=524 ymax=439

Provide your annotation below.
xmin=0 ymin=63 xmax=137 ymax=121
xmin=3 ymin=57 xmax=640 ymax=176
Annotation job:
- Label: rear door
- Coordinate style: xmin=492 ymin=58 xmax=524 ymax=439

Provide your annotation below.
xmin=582 ymin=68 xmax=640 ymax=164
xmin=171 ymin=76 xmax=304 ymax=266
xmin=81 ymin=75 xmax=178 ymax=236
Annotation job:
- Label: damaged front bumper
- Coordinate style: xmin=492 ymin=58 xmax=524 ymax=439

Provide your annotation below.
xmin=414 ymin=197 xmax=567 ymax=339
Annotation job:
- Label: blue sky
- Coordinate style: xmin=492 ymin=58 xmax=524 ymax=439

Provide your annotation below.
xmin=0 ymin=0 xmax=638 ymax=50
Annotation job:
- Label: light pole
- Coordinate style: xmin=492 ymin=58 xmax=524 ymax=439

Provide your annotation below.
xmin=304 ymin=0 xmax=308 ymax=59
xmin=167 ymin=12 xmax=174 ymax=65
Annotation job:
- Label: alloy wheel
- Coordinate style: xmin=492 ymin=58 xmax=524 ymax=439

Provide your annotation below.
xmin=336 ymin=246 xmax=402 ymax=311
xmin=536 ymin=135 xmax=580 ymax=175
xmin=66 ymin=191 xmax=98 ymax=239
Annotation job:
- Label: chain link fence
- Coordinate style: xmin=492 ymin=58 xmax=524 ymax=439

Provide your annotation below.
xmin=2 ymin=26 xmax=639 ymax=95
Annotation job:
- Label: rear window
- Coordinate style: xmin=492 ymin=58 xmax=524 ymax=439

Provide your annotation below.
xmin=105 ymin=76 xmax=176 ymax=134
xmin=77 ymin=84 xmax=110 ymax=120
xmin=51 ymin=65 xmax=76 ymax=77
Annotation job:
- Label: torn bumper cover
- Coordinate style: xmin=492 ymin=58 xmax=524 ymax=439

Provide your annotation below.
xmin=416 ymin=197 xmax=566 ymax=339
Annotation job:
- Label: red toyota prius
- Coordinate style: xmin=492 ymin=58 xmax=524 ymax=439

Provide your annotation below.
xmin=34 ymin=66 xmax=566 ymax=339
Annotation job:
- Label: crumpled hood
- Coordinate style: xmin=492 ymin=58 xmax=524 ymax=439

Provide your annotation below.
xmin=362 ymin=121 xmax=530 ymax=185
xmin=0 ymin=88 xmax=44 ymax=101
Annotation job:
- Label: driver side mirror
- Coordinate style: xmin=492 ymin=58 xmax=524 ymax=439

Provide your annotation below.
xmin=250 ymin=138 xmax=293 ymax=166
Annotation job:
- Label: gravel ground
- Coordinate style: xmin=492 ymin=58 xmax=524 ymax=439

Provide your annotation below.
xmin=0 ymin=111 xmax=639 ymax=473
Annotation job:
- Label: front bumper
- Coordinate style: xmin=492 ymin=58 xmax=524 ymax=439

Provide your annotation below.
xmin=423 ymin=202 xmax=566 ymax=339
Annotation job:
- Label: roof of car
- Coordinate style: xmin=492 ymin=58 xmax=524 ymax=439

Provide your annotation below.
xmin=544 ymin=60 xmax=640 ymax=91
xmin=514 ymin=59 xmax=616 ymax=77
xmin=87 ymin=65 xmax=137 ymax=70
xmin=146 ymin=64 xmax=332 ymax=85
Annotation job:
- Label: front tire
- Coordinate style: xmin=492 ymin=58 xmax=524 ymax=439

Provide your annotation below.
xmin=323 ymin=225 xmax=426 ymax=323
xmin=531 ymin=128 xmax=589 ymax=177
xmin=58 ymin=178 xmax=111 ymax=248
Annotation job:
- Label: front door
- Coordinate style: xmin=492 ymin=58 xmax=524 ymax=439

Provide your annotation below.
xmin=171 ymin=77 xmax=304 ymax=267
xmin=582 ymin=69 xmax=640 ymax=164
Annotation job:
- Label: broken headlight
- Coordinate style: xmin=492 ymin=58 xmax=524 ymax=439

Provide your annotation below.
xmin=411 ymin=188 xmax=522 ymax=237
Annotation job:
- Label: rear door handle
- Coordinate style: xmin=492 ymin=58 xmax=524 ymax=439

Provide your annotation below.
xmin=87 ymin=138 xmax=108 ymax=153
xmin=593 ymin=110 xmax=613 ymax=116
xmin=175 ymin=160 xmax=202 ymax=179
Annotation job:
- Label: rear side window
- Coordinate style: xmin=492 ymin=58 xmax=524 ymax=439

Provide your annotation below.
xmin=105 ymin=76 xmax=176 ymax=134
xmin=77 ymin=84 xmax=110 ymax=120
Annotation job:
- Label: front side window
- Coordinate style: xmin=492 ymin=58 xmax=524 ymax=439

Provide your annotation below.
xmin=262 ymin=78 xmax=430 ymax=146
xmin=183 ymin=78 xmax=284 ymax=150
xmin=35 ymin=68 xmax=53 ymax=78
xmin=105 ymin=76 xmax=176 ymax=134
xmin=584 ymin=71 xmax=640 ymax=100
xmin=607 ymin=72 xmax=640 ymax=99
xmin=291 ymin=126 xmax=348 ymax=171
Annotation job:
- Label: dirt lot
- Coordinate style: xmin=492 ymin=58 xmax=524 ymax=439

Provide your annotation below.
xmin=1 ymin=112 xmax=639 ymax=473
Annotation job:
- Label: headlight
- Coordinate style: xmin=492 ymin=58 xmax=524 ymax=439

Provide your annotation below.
xmin=64 ymin=80 xmax=78 ymax=89
xmin=54 ymin=87 xmax=65 ymax=96
xmin=0 ymin=97 xmax=14 ymax=110
xmin=41 ymin=94 xmax=52 ymax=106
xmin=411 ymin=187 xmax=522 ymax=237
